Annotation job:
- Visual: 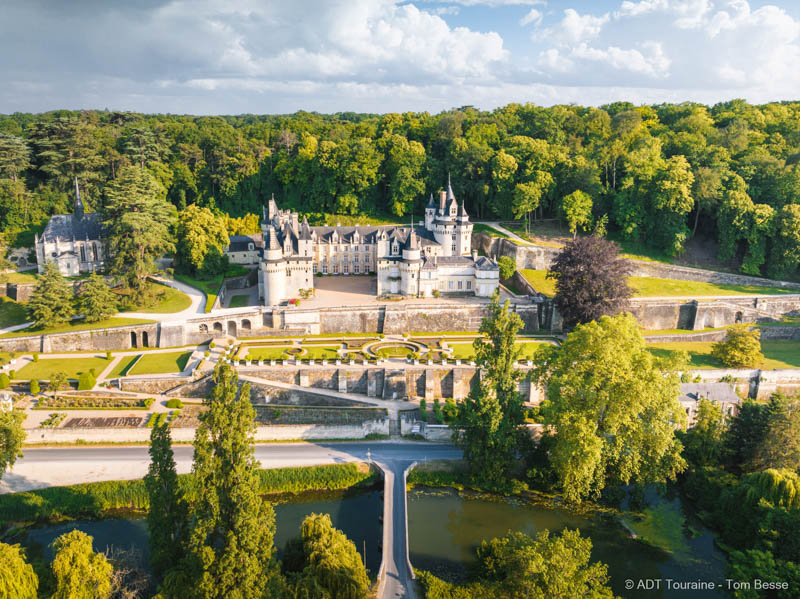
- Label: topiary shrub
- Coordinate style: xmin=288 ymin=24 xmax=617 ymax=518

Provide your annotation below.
xmin=166 ymin=398 xmax=183 ymax=409
xmin=77 ymin=371 xmax=96 ymax=391
xmin=32 ymin=353 xmax=39 ymax=362
xmin=106 ymin=351 xmax=112 ymax=360
xmin=0 ymin=373 xmax=9 ymax=389
xmin=209 ymin=341 xmax=216 ymax=349
xmin=143 ymin=398 xmax=154 ymax=408
xmin=30 ymin=379 xmax=40 ymax=394
xmin=419 ymin=398 xmax=428 ymax=422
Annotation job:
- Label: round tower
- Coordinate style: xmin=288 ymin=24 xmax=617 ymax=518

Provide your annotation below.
xmin=263 ymin=227 xmax=287 ymax=305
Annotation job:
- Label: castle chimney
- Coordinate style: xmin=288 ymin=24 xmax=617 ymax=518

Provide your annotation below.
xmin=439 ymin=190 xmax=446 ymax=211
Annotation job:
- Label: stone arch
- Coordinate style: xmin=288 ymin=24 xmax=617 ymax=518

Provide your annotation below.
xmin=227 ymin=321 xmax=237 ymax=337
xmin=735 ymin=311 xmax=743 ymax=324
xmin=130 ymin=331 xmax=138 ymax=348
xmin=213 ymin=322 xmax=223 ymax=333
xmin=142 ymin=331 xmax=149 ymax=347
xmin=703 ymin=313 xmax=714 ymax=329
xmin=241 ymin=319 xmax=251 ymax=331
xmin=199 ymin=323 xmax=208 ymax=334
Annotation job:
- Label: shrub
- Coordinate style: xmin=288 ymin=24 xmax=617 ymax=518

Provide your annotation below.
xmin=165 ymin=398 xmax=183 ymax=409
xmin=143 ymin=398 xmax=154 ymax=408
xmin=0 ymin=373 xmax=10 ymax=389
xmin=8 ymin=370 xmax=14 ymax=380
xmin=105 ymin=351 xmax=112 ymax=360
xmin=498 ymin=255 xmax=517 ymax=280
xmin=419 ymin=399 xmax=428 ymax=422
xmin=29 ymin=379 xmax=40 ymax=394
xmin=77 ymin=371 xmax=96 ymax=391
xmin=32 ymin=353 xmax=39 ymax=362
xmin=442 ymin=398 xmax=458 ymax=423
xmin=433 ymin=398 xmax=444 ymax=424
xmin=712 ymin=326 xmax=763 ymax=368
xmin=204 ymin=350 xmax=210 ymax=358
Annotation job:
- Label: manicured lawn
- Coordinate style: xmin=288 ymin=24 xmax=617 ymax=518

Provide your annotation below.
xmin=244 ymin=346 xmax=292 ymax=361
xmin=107 ymin=354 xmax=141 ymax=378
xmin=17 ymin=357 xmax=110 ymax=380
xmin=228 ymin=293 xmax=250 ymax=308
xmin=447 ymin=341 xmax=548 ymax=361
xmin=303 ymin=345 xmax=341 ymax=360
xmin=647 ymin=340 xmax=800 ymax=370
xmin=472 ymin=223 xmax=511 ymax=239
xmin=0 ymin=271 xmax=40 ymax=284
xmin=520 ymin=270 xmax=556 ymax=297
xmin=521 ymin=269 xmax=797 ymax=299
xmin=119 ymin=283 xmax=192 ymax=314
xmin=629 ymin=277 xmax=797 ymax=297
xmin=0 ymin=297 xmax=29 ymax=328
xmin=1 ymin=317 xmax=155 ymax=338
xmin=174 ymin=266 xmax=249 ymax=313
xmin=129 ymin=351 xmax=192 ymax=375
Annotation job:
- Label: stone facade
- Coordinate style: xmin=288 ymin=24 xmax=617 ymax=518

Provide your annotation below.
xmin=240 ymin=180 xmax=499 ymax=306
xmin=35 ymin=179 xmax=105 ymax=276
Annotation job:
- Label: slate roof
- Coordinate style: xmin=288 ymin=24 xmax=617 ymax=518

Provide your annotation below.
xmin=227 ymin=234 xmax=262 ymax=252
xmin=40 ymin=213 xmax=102 ymax=244
xmin=679 ymin=383 xmax=741 ymax=405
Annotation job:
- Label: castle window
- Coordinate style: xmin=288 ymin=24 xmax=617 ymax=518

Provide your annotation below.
xmin=354 ymin=246 xmax=358 ymax=252
xmin=448 ymin=280 xmax=454 ymax=290
xmin=451 ymin=244 xmax=456 ymax=253
xmin=80 ymin=246 xmax=86 ymax=262
xmin=355 ymin=265 xmax=360 ymax=274
xmin=322 ymin=264 xmax=328 ymax=274
xmin=248 ymin=243 xmax=254 ymax=250
xmin=354 ymin=255 xmax=359 ymax=263
xmin=333 ymin=264 xmax=339 ymax=274
xmin=467 ymin=280 xmax=472 ymax=290
xmin=458 ymin=280 xmax=463 ymax=290
xmin=344 ymin=265 xmax=349 ymax=274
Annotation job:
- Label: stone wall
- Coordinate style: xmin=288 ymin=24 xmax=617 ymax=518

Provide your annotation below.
xmin=26 ymin=419 xmax=390 ymax=444
xmin=119 ymin=376 xmax=188 ymax=394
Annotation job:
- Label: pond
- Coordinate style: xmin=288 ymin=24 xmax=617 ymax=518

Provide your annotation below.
xmin=408 ymin=486 xmax=727 ymax=599
xmin=23 ymin=487 xmax=383 ymax=576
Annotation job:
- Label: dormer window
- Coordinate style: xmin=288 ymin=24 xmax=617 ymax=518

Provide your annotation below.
xmin=392 ymin=242 xmax=399 ymax=255
xmin=248 ymin=243 xmax=254 ymax=251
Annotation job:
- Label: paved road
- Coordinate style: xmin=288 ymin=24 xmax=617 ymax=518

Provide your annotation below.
xmin=377 ymin=461 xmax=418 ymax=599
xmin=1 ymin=442 xmax=460 ymax=493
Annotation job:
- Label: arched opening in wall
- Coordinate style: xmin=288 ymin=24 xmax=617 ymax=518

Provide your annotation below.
xmin=199 ymin=324 xmax=208 ymax=334
xmin=227 ymin=321 xmax=237 ymax=337
xmin=130 ymin=331 xmax=138 ymax=348
xmin=213 ymin=322 xmax=223 ymax=333
xmin=735 ymin=311 xmax=743 ymax=324
xmin=142 ymin=331 xmax=149 ymax=347
xmin=703 ymin=314 xmax=714 ymax=329
xmin=241 ymin=319 xmax=251 ymax=331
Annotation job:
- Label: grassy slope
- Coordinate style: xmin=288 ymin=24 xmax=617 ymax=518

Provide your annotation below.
xmin=227 ymin=293 xmax=250 ymax=308
xmin=129 ymin=350 xmax=192 ymax=375
xmin=119 ymin=283 xmax=192 ymax=314
xmin=16 ymin=356 xmax=111 ymax=380
xmin=647 ymin=340 xmax=800 ymax=370
xmin=0 ymin=296 xmax=29 ymax=328
xmin=174 ymin=265 xmax=250 ymax=313
xmin=107 ymin=354 xmax=140 ymax=378
xmin=521 ymin=269 xmax=796 ymax=299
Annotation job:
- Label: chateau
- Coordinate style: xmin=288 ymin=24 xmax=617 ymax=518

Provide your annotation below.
xmin=227 ymin=180 xmax=500 ymax=306
xmin=35 ymin=179 xmax=105 ymax=276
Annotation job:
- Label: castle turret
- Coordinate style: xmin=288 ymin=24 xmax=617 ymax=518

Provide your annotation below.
xmin=73 ymin=177 xmax=84 ymax=220
xmin=425 ymin=193 xmax=436 ymax=230
xmin=262 ymin=227 xmax=287 ymax=306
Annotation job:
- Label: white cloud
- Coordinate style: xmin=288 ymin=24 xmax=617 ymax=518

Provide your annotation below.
xmin=420 ymin=0 xmax=546 ymax=6
xmin=538 ymin=8 xmax=610 ymax=44
xmin=520 ymin=8 xmax=542 ymax=26
xmin=430 ymin=6 xmax=461 ymax=16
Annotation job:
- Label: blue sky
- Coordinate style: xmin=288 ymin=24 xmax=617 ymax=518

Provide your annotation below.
xmin=2 ymin=0 xmax=799 ymax=114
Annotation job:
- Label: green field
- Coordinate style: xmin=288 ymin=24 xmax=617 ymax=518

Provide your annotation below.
xmin=0 ymin=296 xmax=29 ymax=328
xmin=472 ymin=223 xmax=511 ymax=239
xmin=106 ymin=354 xmax=140 ymax=378
xmin=119 ymin=283 xmax=192 ymax=314
xmin=17 ymin=356 xmax=111 ymax=380
xmin=1 ymin=317 xmax=155 ymax=338
xmin=447 ymin=340 xmax=548 ymax=361
xmin=0 ymin=271 xmax=40 ymax=284
xmin=521 ymin=269 xmax=797 ymax=299
xmin=227 ymin=293 xmax=250 ymax=308
xmin=647 ymin=340 xmax=800 ymax=370
xmin=129 ymin=351 xmax=192 ymax=375
xmin=174 ymin=266 xmax=249 ymax=312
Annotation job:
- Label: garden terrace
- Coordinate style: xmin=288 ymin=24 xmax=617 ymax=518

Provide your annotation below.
xmin=35 ymin=395 xmax=154 ymax=410
xmin=126 ymin=351 xmax=192 ymax=375
xmin=16 ymin=356 xmax=110 ymax=381
xmin=254 ymin=405 xmax=387 ymax=425
xmin=647 ymin=340 xmax=800 ymax=370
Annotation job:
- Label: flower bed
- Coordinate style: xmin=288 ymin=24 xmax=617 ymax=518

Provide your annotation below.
xmin=35 ymin=396 xmax=154 ymax=410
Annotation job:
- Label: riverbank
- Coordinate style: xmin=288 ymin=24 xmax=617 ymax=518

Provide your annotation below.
xmin=0 ymin=462 xmax=377 ymax=530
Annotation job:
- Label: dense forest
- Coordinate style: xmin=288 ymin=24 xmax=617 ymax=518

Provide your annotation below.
xmin=1 ymin=100 xmax=800 ymax=277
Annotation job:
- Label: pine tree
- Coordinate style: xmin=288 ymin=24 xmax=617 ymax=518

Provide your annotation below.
xmin=145 ymin=422 xmax=188 ymax=578
xmin=454 ymin=291 xmax=526 ymax=485
xmin=76 ymin=273 xmax=118 ymax=323
xmin=177 ymin=363 xmax=281 ymax=599
xmin=102 ymin=166 xmax=177 ymax=302
xmin=27 ymin=261 xmax=74 ymax=328
xmin=0 ymin=542 xmax=38 ymax=599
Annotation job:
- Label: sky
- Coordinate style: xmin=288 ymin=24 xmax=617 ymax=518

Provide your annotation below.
xmin=1 ymin=0 xmax=799 ymax=115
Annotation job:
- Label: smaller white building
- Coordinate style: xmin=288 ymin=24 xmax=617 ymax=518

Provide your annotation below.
xmin=679 ymin=382 xmax=741 ymax=427
xmin=35 ymin=178 xmax=104 ymax=276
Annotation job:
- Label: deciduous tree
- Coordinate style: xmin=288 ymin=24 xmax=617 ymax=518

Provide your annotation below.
xmin=534 ymin=313 xmax=686 ymax=502
xmin=174 ymin=204 xmax=229 ymax=276
xmin=711 ymin=326 xmax=763 ymax=368
xmin=561 ymin=189 xmax=593 ymax=238
xmin=497 ymin=256 xmax=516 ymax=281
xmin=0 ymin=542 xmax=38 ymax=599
xmin=681 ymin=398 xmax=728 ymax=467
xmin=0 ymin=409 xmax=26 ymax=480
xmin=50 ymin=530 xmax=113 ymax=599
xmin=547 ymin=236 xmax=632 ymax=329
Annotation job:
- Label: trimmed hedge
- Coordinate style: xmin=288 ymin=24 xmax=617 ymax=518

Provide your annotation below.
xmin=0 ymin=463 xmax=376 ymax=524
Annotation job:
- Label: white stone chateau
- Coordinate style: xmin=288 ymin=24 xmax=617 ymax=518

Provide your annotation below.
xmin=227 ymin=179 xmax=500 ymax=306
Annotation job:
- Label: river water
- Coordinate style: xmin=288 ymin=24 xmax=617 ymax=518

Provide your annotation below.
xmin=407 ymin=486 xmax=728 ymax=599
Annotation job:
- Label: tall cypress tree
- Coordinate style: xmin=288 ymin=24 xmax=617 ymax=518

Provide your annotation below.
xmin=144 ymin=422 xmax=187 ymax=578
xmin=453 ymin=291 xmax=526 ymax=484
xmin=178 ymin=363 xmax=281 ymax=599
